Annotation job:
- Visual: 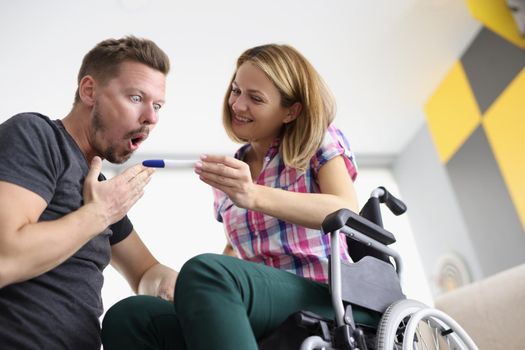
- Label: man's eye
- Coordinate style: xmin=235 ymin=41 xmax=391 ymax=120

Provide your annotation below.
xmin=130 ymin=95 xmax=142 ymax=103
xmin=153 ymin=103 xmax=162 ymax=112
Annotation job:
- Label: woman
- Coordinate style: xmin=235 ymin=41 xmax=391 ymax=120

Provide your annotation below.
xmin=102 ymin=43 xmax=361 ymax=350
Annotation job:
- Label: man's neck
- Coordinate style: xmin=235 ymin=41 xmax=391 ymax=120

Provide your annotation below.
xmin=62 ymin=106 xmax=94 ymax=162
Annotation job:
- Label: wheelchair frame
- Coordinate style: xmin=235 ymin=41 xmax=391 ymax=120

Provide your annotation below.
xmin=296 ymin=187 xmax=479 ymax=350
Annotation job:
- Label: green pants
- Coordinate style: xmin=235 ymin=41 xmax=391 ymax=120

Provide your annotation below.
xmin=101 ymin=253 xmax=378 ymax=349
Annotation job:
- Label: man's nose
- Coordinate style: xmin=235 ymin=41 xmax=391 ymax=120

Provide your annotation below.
xmin=140 ymin=104 xmax=158 ymax=125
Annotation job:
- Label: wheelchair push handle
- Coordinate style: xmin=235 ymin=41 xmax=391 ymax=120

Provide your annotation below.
xmin=374 ymin=186 xmax=406 ymax=216
xmin=360 ymin=187 xmax=406 ymax=228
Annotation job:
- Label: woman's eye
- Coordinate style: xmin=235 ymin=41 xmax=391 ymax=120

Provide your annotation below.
xmin=251 ymin=95 xmax=263 ymax=103
xmin=130 ymin=95 xmax=142 ymax=103
xmin=231 ymin=88 xmax=241 ymax=95
xmin=153 ymin=103 xmax=162 ymax=112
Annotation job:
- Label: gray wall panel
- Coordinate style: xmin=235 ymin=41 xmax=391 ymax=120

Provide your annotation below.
xmin=446 ymin=126 xmax=525 ymax=276
xmin=461 ymin=27 xmax=525 ymax=114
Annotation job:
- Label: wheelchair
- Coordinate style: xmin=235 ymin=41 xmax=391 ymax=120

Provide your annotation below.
xmin=258 ymin=187 xmax=478 ymax=350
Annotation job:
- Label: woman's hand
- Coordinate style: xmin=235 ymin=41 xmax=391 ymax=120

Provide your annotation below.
xmin=195 ymin=154 xmax=258 ymax=209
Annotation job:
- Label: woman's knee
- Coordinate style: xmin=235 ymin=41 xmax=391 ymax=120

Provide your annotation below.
xmin=175 ymin=254 xmax=243 ymax=306
xmin=177 ymin=253 xmax=227 ymax=286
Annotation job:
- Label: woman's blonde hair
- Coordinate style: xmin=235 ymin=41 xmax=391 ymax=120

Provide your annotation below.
xmin=223 ymin=44 xmax=336 ymax=170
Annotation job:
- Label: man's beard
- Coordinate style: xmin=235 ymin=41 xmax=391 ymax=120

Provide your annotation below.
xmin=90 ymin=104 xmax=132 ymax=164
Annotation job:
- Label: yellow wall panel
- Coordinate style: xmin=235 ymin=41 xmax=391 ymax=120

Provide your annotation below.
xmin=483 ymin=68 xmax=525 ymax=230
xmin=466 ymin=0 xmax=525 ymax=48
xmin=425 ymin=62 xmax=482 ymax=164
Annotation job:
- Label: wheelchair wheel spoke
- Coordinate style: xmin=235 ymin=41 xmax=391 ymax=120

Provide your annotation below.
xmin=375 ymin=299 xmax=477 ymax=350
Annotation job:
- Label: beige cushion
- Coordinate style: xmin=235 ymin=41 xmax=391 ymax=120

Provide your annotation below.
xmin=434 ymin=264 xmax=525 ymax=349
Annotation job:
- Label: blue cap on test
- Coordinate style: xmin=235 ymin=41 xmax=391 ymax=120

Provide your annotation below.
xmin=142 ymin=159 xmax=165 ymax=168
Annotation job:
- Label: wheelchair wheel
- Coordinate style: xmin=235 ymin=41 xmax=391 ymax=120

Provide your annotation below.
xmin=375 ymin=299 xmax=478 ymax=350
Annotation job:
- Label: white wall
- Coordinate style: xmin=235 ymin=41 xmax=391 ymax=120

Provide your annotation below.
xmin=0 ymin=0 xmax=479 ymax=156
xmin=101 ymin=166 xmax=434 ymax=316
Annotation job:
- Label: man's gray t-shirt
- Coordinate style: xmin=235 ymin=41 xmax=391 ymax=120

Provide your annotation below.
xmin=0 ymin=113 xmax=133 ymax=349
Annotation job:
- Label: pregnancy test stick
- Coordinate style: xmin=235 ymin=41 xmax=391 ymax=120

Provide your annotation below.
xmin=142 ymin=159 xmax=197 ymax=169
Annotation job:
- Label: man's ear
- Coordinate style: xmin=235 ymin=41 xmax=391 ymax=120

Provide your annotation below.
xmin=78 ymin=75 xmax=96 ymax=107
xmin=284 ymin=102 xmax=302 ymax=123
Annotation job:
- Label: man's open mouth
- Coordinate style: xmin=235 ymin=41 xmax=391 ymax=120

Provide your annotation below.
xmin=129 ymin=132 xmax=148 ymax=151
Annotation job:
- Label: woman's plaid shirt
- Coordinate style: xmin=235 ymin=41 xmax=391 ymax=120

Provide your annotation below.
xmin=213 ymin=125 xmax=358 ymax=283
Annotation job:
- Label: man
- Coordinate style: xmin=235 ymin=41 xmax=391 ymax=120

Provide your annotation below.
xmin=0 ymin=36 xmax=178 ymax=349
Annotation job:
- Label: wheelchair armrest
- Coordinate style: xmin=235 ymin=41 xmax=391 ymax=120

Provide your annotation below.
xmin=322 ymin=208 xmax=396 ymax=245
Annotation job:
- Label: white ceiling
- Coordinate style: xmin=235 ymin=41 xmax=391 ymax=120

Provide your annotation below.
xmin=0 ymin=0 xmax=480 ymax=163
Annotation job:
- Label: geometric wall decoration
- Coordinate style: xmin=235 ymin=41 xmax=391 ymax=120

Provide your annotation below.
xmin=461 ymin=27 xmax=525 ymax=114
xmin=483 ymin=68 xmax=525 ymax=230
xmin=424 ymin=62 xmax=481 ymax=164
xmin=465 ymin=0 xmax=525 ymax=48
xmin=424 ymin=15 xmax=525 ymax=279
xmin=447 ymin=125 xmax=525 ymax=276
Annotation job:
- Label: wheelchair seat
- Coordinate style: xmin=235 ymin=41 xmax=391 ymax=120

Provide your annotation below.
xmin=258 ymin=310 xmax=377 ymax=350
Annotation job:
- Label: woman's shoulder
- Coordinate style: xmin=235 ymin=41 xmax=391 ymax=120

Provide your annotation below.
xmin=311 ymin=124 xmax=357 ymax=179
xmin=321 ymin=124 xmax=352 ymax=151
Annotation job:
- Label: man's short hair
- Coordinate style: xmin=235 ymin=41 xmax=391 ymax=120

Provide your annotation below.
xmin=74 ymin=36 xmax=170 ymax=104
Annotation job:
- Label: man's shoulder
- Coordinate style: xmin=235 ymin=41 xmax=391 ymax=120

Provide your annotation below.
xmin=1 ymin=113 xmax=62 ymax=145
xmin=5 ymin=112 xmax=53 ymax=128
xmin=2 ymin=112 xmax=54 ymax=132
